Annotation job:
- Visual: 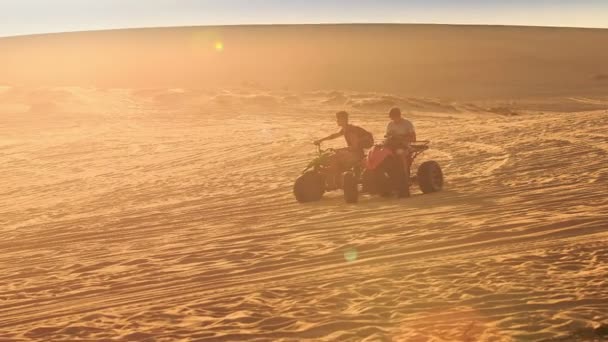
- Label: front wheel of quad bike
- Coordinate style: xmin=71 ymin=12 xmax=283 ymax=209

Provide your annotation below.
xmin=343 ymin=171 xmax=359 ymax=204
xmin=417 ymin=161 xmax=444 ymax=194
xmin=294 ymin=171 xmax=325 ymax=203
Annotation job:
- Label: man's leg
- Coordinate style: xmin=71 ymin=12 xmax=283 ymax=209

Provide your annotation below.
xmin=399 ymin=154 xmax=411 ymax=198
xmin=385 ymin=149 xmax=410 ymax=198
xmin=331 ymin=149 xmax=363 ymax=189
xmin=327 ymin=149 xmax=351 ymax=189
xmin=385 ymin=155 xmax=405 ymax=197
xmin=327 ymin=155 xmax=341 ymax=189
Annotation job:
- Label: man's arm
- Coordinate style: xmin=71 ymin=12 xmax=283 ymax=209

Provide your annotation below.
xmin=385 ymin=122 xmax=393 ymax=137
xmin=406 ymin=121 xmax=416 ymax=142
xmin=314 ymin=131 xmax=343 ymax=145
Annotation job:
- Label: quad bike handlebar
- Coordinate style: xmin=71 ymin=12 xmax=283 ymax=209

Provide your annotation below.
xmin=313 ymin=142 xmax=335 ymax=155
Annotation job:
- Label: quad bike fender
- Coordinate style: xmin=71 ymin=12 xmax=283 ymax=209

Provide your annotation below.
xmin=366 ymin=146 xmax=394 ymax=170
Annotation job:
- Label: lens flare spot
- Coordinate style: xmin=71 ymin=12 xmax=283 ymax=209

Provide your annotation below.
xmin=344 ymin=248 xmax=358 ymax=262
xmin=215 ymin=41 xmax=224 ymax=52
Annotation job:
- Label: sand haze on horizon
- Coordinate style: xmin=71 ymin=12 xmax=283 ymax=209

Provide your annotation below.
xmin=1 ymin=24 xmax=608 ymax=99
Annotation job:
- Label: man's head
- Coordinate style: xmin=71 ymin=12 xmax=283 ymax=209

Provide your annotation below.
xmin=336 ymin=111 xmax=349 ymax=127
xmin=389 ymin=107 xmax=402 ymax=122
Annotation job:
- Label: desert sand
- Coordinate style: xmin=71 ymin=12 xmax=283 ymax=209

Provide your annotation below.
xmin=1 ymin=25 xmax=608 ymax=341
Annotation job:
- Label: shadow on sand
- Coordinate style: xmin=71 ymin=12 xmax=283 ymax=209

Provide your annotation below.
xmin=302 ymin=188 xmax=498 ymax=211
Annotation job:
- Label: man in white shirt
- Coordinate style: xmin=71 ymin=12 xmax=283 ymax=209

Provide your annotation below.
xmin=385 ymin=107 xmax=416 ymax=198
xmin=386 ymin=107 xmax=416 ymax=143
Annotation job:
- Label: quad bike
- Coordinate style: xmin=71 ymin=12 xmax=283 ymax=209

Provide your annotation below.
xmin=361 ymin=136 xmax=444 ymax=201
xmin=293 ymin=138 xmax=443 ymax=204
xmin=293 ymin=144 xmax=362 ymax=203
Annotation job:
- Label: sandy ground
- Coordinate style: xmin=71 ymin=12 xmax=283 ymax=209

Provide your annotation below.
xmin=0 ymin=85 xmax=607 ymax=341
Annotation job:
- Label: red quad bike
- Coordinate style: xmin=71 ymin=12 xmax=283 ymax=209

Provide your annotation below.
xmin=293 ymin=144 xmax=363 ymax=203
xmin=360 ymin=136 xmax=444 ymax=201
xmin=293 ymin=138 xmax=443 ymax=204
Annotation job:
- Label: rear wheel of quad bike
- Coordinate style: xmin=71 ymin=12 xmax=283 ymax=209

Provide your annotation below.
xmin=417 ymin=161 xmax=443 ymax=194
xmin=343 ymin=171 xmax=359 ymax=204
xmin=294 ymin=171 xmax=325 ymax=203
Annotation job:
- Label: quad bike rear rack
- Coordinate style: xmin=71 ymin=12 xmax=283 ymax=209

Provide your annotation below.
xmin=409 ymin=140 xmax=430 ymax=161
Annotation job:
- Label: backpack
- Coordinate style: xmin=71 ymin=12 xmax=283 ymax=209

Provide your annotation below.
xmin=345 ymin=125 xmax=374 ymax=149
xmin=354 ymin=126 xmax=374 ymax=149
xmin=359 ymin=128 xmax=374 ymax=148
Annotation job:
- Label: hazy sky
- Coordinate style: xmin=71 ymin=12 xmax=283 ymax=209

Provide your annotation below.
xmin=1 ymin=0 xmax=607 ymax=37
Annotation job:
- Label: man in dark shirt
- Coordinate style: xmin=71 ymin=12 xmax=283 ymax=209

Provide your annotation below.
xmin=314 ymin=111 xmax=369 ymax=188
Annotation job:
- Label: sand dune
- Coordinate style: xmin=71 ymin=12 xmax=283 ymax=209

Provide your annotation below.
xmin=2 ymin=24 xmax=608 ymax=99
xmin=1 ymin=25 xmax=608 ymax=341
